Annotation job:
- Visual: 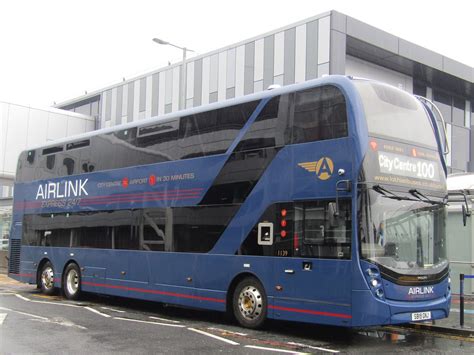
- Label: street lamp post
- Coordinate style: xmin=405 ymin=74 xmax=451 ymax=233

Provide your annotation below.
xmin=152 ymin=38 xmax=194 ymax=111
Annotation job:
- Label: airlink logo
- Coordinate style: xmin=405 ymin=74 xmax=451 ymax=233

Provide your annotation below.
xmin=35 ymin=179 xmax=89 ymax=200
xmin=408 ymin=286 xmax=434 ymax=295
xmin=298 ymin=157 xmax=335 ymax=181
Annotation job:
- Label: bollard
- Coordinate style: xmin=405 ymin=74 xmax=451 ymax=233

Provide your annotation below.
xmin=460 ymin=274 xmax=464 ymax=327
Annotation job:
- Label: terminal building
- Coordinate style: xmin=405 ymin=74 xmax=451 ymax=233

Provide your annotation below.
xmin=0 ymin=102 xmax=94 ymax=245
xmin=56 ymin=10 xmax=473 ymax=174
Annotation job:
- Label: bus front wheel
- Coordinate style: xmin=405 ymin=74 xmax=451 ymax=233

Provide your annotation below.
xmin=63 ymin=263 xmax=82 ymax=300
xmin=39 ymin=261 xmax=55 ymax=296
xmin=232 ymin=277 xmax=267 ymax=329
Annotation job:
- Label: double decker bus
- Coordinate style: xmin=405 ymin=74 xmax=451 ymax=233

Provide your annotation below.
xmin=9 ymin=76 xmax=450 ymax=328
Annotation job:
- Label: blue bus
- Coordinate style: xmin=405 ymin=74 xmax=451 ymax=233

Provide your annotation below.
xmin=9 ymin=76 xmax=450 ymax=328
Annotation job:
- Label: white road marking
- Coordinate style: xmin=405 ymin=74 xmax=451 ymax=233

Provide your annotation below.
xmin=84 ymin=306 xmax=111 ymax=318
xmin=15 ymin=294 xmax=30 ymax=302
xmin=30 ymin=317 xmax=87 ymax=330
xmin=188 ymin=327 xmax=240 ymax=345
xmin=15 ymin=294 xmax=82 ymax=308
xmin=101 ymin=307 xmax=125 ymax=313
xmin=0 ymin=313 xmax=7 ymax=325
xmin=287 ymin=341 xmax=340 ymax=353
xmin=0 ymin=306 xmax=48 ymax=320
xmin=114 ymin=317 xmax=185 ymax=328
xmin=244 ymin=345 xmax=309 ymax=354
xmin=149 ymin=315 xmax=181 ymax=324
xmin=207 ymin=326 xmax=247 ymax=336
xmin=0 ymin=292 xmax=16 ymax=295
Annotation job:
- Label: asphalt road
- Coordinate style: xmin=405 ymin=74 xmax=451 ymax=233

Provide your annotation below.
xmin=0 ymin=275 xmax=473 ymax=354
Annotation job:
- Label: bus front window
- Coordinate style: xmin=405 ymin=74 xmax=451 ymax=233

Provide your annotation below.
xmin=358 ymin=187 xmax=447 ymax=277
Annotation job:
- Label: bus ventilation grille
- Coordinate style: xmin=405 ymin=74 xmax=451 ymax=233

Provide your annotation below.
xmin=8 ymin=239 xmax=21 ymax=275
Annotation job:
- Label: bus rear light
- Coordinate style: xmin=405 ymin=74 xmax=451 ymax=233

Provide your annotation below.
xmin=280 ymin=230 xmax=287 ymax=238
xmin=281 ymin=220 xmax=287 ymax=227
xmin=281 ymin=209 xmax=287 ymax=217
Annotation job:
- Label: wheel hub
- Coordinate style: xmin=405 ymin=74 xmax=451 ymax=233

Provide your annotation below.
xmin=238 ymin=286 xmax=263 ymax=320
xmin=41 ymin=267 xmax=54 ymax=290
xmin=66 ymin=269 xmax=78 ymax=295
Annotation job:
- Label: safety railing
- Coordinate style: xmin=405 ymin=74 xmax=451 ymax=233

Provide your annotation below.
xmin=460 ymin=273 xmax=474 ymax=327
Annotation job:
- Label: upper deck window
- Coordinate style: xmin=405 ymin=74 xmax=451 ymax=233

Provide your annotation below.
xmin=354 ymin=81 xmax=437 ymax=149
xmin=292 ymin=86 xmax=348 ymax=143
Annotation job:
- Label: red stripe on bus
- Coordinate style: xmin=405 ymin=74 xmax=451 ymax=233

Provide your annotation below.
xmin=81 ymin=193 xmax=201 ymax=206
xmin=269 ymin=305 xmax=352 ymax=319
xmin=82 ymin=281 xmax=225 ymax=304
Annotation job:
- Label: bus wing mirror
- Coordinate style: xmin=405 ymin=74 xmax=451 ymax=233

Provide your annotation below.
xmin=334 ymin=180 xmax=351 ymax=218
xmin=462 ymin=203 xmax=471 ymax=227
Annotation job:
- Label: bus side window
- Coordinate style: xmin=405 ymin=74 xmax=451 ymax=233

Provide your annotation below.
xmin=140 ymin=210 xmax=166 ymax=251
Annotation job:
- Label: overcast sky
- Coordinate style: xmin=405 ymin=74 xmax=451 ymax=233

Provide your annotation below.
xmin=0 ymin=0 xmax=472 ymax=108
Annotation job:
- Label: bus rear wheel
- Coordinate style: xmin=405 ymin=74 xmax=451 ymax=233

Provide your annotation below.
xmin=63 ymin=263 xmax=82 ymax=300
xmin=232 ymin=277 xmax=267 ymax=329
xmin=39 ymin=261 xmax=55 ymax=296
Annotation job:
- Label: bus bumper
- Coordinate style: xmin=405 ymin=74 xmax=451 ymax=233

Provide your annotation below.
xmin=352 ymin=289 xmax=451 ymax=327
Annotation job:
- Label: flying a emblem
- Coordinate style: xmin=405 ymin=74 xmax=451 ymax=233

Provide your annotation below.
xmin=298 ymin=157 xmax=334 ymax=180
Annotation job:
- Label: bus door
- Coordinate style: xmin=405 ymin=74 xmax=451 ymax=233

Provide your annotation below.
xmin=271 ymin=200 xmax=352 ymax=325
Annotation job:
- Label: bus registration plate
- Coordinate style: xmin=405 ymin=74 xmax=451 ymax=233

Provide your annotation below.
xmin=411 ymin=311 xmax=431 ymax=321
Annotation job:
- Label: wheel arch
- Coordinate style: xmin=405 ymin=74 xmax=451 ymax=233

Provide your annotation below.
xmin=62 ymin=259 xmax=80 ymax=276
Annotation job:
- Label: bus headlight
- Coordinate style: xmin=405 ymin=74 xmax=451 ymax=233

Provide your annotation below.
xmin=375 ymin=289 xmax=384 ymax=298
xmin=370 ymin=278 xmax=380 ymax=287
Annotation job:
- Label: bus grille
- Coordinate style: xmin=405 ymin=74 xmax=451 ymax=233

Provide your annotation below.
xmin=8 ymin=239 xmax=21 ymax=274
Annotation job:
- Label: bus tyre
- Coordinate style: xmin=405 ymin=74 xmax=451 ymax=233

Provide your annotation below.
xmin=232 ymin=277 xmax=267 ymax=329
xmin=63 ymin=263 xmax=82 ymax=300
xmin=39 ymin=261 xmax=55 ymax=296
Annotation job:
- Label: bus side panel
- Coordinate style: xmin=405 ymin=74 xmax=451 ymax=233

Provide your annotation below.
xmin=271 ymin=258 xmax=352 ymax=327
xmin=194 ymin=254 xmax=275 ymax=313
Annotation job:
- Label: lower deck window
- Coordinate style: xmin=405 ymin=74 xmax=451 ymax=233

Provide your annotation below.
xmin=240 ymin=199 xmax=352 ymax=259
xmin=22 ymin=205 xmax=239 ymax=253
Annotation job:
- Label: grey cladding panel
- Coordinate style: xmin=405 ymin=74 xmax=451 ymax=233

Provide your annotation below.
xmin=306 ymin=20 xmax=318 ymax=80
xmin=139 ymin=78 xmax=146 ymax=112
xmin=284 ymin=28 xmax=296 ymax=85
xmin=194 ymin=58 xmax=203 ymax=107
xmin=346 ymin=16 xmax=398 ymax=54
xmin=399 ymin=39 xmax=442 ymax=70
xmin=244 ymin=42 xmax=255 ymax=95
xmin=331 ymin=11 xmax=347 ymax=33
xmin=105 ymin=90 xmax=112 ymax=121
xmin=443 ymin=56 xmax=473 ymax=81
xmin=127 ymin=82 xmax=134 ymax=122
xmin=152 ymin=73 xmax=159 ymax=117
xmin=330 ymin=30 xmax=346 ymax=75
xmin=263 ymin=35 xmax=274 ymax=89
xmin=116 ymin=85 xmax=123 ymax=124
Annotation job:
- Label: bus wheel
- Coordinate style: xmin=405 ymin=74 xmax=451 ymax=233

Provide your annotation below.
xmin=63 ymin=263 xmax=82 ymax=300
xmin=39 ymin=262 xmax=55 ymax=296
xmin=232 ymin=277 xmax=267 ymax=329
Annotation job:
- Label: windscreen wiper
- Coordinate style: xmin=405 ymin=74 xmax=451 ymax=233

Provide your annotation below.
xmin=409 ymin=189 xmax=448 ymax=206
xmin=372 ymin=185 xmax=418 ymax=202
